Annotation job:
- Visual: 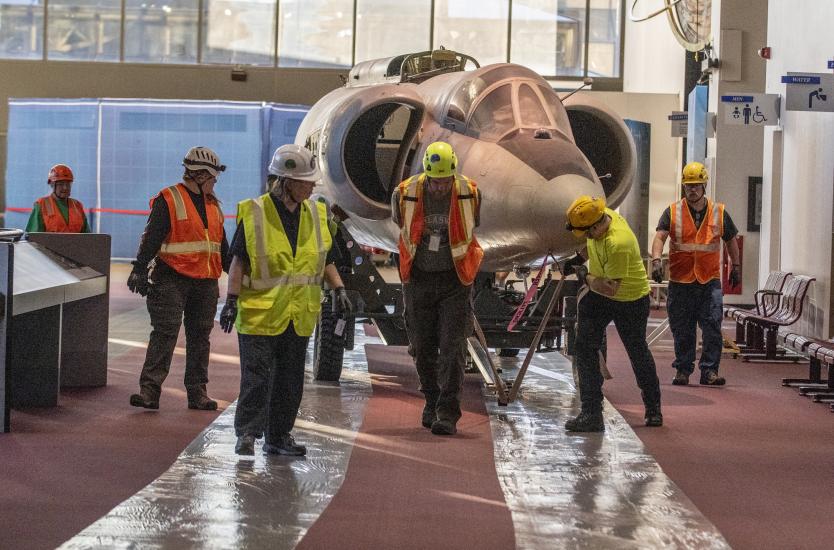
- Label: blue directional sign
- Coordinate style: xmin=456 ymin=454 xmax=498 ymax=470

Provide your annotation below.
xmin=781 ymin=75 xmax=821 ymax=84
xmin=721 ymin=95 xmax=755 ymax=102
xmin=828 ymin=60 xmax=834 ymax=70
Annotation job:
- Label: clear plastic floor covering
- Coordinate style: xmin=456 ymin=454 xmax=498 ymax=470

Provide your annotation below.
xmin=61 ymin=330 xmax=729 ymax=549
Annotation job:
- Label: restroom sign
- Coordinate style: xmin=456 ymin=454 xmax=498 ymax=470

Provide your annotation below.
xmin=720 ymin=93 xmax=779 ymax=126
xmin=783 ymin=72 xmax=834 ymax=112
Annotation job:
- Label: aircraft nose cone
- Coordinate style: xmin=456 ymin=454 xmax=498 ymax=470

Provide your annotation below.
xmin=531 ymin=173 xmax=604 ymax=252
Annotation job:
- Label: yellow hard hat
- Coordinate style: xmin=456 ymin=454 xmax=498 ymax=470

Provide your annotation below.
xmin=423 ymin=141 xmax=457 ymax=178
xmin=565 ymin=195 xmax=606 ymax=238
xmin=681 ymin=161 xmax=708 ymax=185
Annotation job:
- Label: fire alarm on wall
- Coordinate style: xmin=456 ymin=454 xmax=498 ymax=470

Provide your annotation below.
xmin=758 ymin=47 xmax=771 ymax=59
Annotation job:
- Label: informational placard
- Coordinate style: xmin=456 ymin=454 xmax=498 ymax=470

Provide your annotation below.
xmin=720 ymin=93 xmax=779 ymax=126
xmin=668 ymin=111 xmax=688 ymax=137
xmin=782 ymin=72 xmax=834 ymax=112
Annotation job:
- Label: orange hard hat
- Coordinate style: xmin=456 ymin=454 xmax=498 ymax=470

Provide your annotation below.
xmin=48 ymin=164 xmax=74 ymax=183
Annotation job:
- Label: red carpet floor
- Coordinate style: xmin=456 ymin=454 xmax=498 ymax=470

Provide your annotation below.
xmin=0 ymin=269 xmax=242 ymax=550
xmin=297 ymin=344 xmax=516 ymax=550
xmin=602 ymin=324 xmax=834 ymax=550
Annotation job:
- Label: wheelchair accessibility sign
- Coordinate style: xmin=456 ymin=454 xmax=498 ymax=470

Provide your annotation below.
xmin=721 ymin=93 xmax=779 ymax=126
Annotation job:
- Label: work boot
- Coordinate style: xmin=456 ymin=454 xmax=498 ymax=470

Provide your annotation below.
xmin=235 ymin=434 xmax=256 ymax=456
xmin=700 ymin=370 xmax=726 ymax=386
xmin=645 ymin=408 xmax=663 ymax=427
xmin=264 ymin=433 xmax=306 ymax=456
xmin=431 ymin=418 xmax=457 ymax=436
xmin=186 ymin=385 xmax=218 ymax=410
xmin=672 ymin=370 xmax=690 ymax=385
xmin=129 ymin=390 xmax=159 ymax=409
xmin=421 ymin=402 xmax=437 ymax=429
xmin=564 ymin=410 xmax=604 ymax=432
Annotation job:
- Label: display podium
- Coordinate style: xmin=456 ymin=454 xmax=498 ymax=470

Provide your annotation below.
xmin=0 ymin=231 xmax=110 ymax=432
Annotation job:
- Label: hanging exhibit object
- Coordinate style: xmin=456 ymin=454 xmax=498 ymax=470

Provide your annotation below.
xmin=630 ymin=0 xmax=712 ymax=52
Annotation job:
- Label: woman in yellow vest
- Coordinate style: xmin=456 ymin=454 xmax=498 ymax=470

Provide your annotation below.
xmin=391 ymin=141 xmax=483 ymax=436
xmin=26 ymin=164 xmax=90 ymax=233
xmin=650 ymin=162 xmax=741 ymax=386
xmin=219 ymin=144 xmax=351 ymax=457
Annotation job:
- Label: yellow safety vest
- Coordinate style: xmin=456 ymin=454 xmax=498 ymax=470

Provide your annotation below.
xmin=235 ymin=194 xmax=332 ymax=336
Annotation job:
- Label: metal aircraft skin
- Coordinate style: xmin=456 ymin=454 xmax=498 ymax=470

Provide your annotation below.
xmin=297 ymin=51 xmax=636 ymax=271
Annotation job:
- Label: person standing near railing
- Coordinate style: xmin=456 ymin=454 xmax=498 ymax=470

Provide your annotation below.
xmin=26 ymin=164 xmax=90 ymax=233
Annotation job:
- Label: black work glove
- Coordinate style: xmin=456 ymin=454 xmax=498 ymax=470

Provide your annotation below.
xmin=729 ymin=265 xmax=741 ymax=288
xmin=332 ymin=287 xmax=353 ymax=315
xmin=651 ymin=259 xmax=664 ymax=284
xmin=219 ymin=295 xmax=238 ymax=333
xmin=560 ymin=253 xmax=586 ymax=276
xmin=575 ymin=265 xmax=589 ymax=287
xmin=127 ymin=264 xmax=149 ymax=297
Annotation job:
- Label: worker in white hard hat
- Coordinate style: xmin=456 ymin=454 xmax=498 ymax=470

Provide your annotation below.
xmin=219 ymin=144 xmax=351 ymax=457
xmin=651 ymin=161 xmax=741 ymax=387
xmin=127 ymin=146 xmax=230 ymax=411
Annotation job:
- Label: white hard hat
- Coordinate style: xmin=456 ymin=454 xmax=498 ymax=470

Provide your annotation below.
xmin=269 ymin=144 xmax=321 ymax=184
xmin=183 ymin=146 xmax=225 ymax=177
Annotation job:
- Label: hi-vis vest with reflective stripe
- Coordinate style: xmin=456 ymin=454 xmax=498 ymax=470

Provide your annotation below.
xmin=397 ymin=173 xmax=483 ymax=286
xmin=235 ymin=194 xmax=331 ymax=337
xmin=669 ymin=198 xmax=724 ymax=283
xmin=37 ymin=195 xmax=85 ymax=233
xmin=154 ymin=183 xmax=224 ymax=279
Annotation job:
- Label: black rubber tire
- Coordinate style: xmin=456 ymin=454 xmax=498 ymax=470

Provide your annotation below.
xmin=313 ymin=310 xmax=346 ymax=381
xmin=497 ymin=348 xmax=520 ymax=357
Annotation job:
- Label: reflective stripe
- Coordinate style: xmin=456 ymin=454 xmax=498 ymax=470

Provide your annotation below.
xmin=674 ymin=201 xmax=683 ymax=243
xmin=249 ymin=198 xmax=272 ymax=284
xmin=675 ymin=242 xmax=720 ymax=252
xmin=170 ymin=186 xmax=188 ymax=221
xmin=44 ymin=197 xmax=55 ymax=217
xmin=457 ymin=177 xmax=476 ymax=241
xmin=451 ymin=243 xmax=469 ymax=258
xmin=306 ymin=199 xmax=327 ymax=275
xmin=400 ymin=176 xmax=420 ymax=257
xmin=243 ymin=274 xmax=323 ymax=290
xmin=159 ymin=241 xmax=221 ymax=254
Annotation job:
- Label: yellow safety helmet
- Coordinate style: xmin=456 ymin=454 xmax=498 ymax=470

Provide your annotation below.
xmin=565 ymin=195 xmax=606 ymax=238
xmin=681 ymin=161 xmax=708 ymax=185
xmin=423 ymin=141 xmax=457 ymax=178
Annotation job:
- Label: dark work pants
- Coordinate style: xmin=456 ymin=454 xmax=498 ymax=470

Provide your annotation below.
xmin=234 ymin=324 xmax=309 ymax=443
xmin=403 ymin=269 xmax=473 ymax=424
xmin=575 ymin=292 xmax=660 ymax=414
xmin=667 ymin=280 xmax=724 ymax=374
xmin=139 ymin=271 xmax=219 ymax=399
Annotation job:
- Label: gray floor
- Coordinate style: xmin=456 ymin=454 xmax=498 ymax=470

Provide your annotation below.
xmin=60 ymin=328 xmax=729 ymax=549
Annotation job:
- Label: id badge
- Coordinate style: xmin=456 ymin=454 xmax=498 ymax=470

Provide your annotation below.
xmin=335 ymin=318 xmax=346 ymax=337
xmin=429 ymin=234 xmax=441 ymax=252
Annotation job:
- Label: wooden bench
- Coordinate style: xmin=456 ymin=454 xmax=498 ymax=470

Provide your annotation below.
xmin=725 ymin=270 xmax=791 ymax=347
xmin=740 ymin=275 xmax=815 ymax=362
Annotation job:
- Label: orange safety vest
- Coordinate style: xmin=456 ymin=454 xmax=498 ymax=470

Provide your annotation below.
xmin=37 ymin=195 xmax=85 ymax=232
xmin=397 ymin=173 xmax=484 ymax=285
xmin=668 ymin=198 xmax=724 ymax=283
xmin=153 ymin=183 xmax=224 ymax=279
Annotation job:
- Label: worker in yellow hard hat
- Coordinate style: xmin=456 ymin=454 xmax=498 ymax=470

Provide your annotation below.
xmin=650 ymin=161 xmax=741 ymax=387
xmin=562 ymin=195 xmax=662 ymax=432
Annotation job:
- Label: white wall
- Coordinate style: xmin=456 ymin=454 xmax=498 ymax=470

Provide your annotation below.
xmin=764 ymin=0 xmax=834 ymax=336
xmin=707 ymin=0 xmax=769 ymax=305
xmin=623 ymin=9 xmax=687 ymax=95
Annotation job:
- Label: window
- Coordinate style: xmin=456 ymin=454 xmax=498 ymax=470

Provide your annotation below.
xmin=47 ymin=0 xmax=121 ymax=61
xmin=588 ymin=0 xmax=621 ymax=78
xmin=0 ymin=1 xmax=43 ymax=59
xmin=468 ymin=84 xmax=513 ymax=141
xmin=434 ymin=0 xmax=508 ymax=66
xmin=124 ymin=0 xmax=198 ymax=64
xmin=517 ymin=83 xmax=551 ymax=127
xmin=510 ymin=0 xmax=584 ymax=77
xmin=355 ymin=0 xmax=430 ymax=64
xmin=278 ymin=0 xmax=353 ymax=68
xmin=203 ymin=0 xmax=276 ymax=65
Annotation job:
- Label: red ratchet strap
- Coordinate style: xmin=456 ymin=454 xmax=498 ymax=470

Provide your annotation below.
xmin=507 ymin=253 xmax=553 ymax=332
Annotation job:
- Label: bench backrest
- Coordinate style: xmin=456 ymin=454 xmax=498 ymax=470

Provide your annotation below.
xmin=759 ymin=270 xmax=791 ymax=316
xmin=772 ymin=275 xmax=815 ymax=326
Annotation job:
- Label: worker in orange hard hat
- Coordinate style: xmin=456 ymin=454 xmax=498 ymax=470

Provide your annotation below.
xmin=26 ymin=164 xmax=90 ymax=233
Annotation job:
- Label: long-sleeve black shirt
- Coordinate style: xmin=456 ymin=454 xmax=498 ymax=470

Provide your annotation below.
xmin=135 ymin=185 xmax=230 ymax=275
